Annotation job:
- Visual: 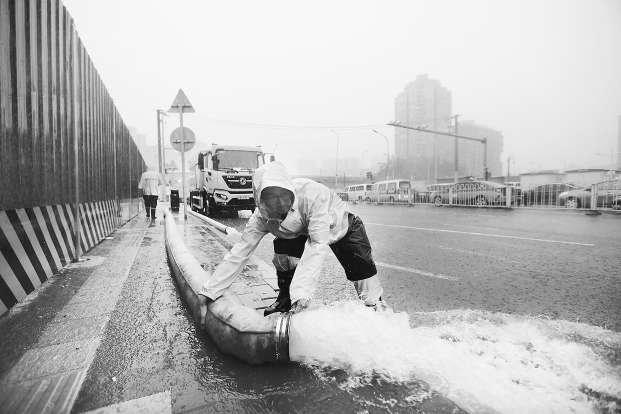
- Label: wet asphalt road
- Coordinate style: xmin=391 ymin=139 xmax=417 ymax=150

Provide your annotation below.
xmin=72 ymin=212 xmax=462 ymax=413
xmin=71 ymin=205 xmax=620 ymax=413
xmin=218 ymin=204 xmax=621 ymax=331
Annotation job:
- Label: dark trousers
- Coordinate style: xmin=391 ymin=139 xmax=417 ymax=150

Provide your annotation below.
xmin=272 ymin=213 xmax=377 ymax=281
xmin=143 ymin=195 xmax=158 ymax=219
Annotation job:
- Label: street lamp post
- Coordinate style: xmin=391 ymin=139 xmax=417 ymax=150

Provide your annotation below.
xmin=331 ymin=130 xmax=340 ymax=189
xmin=372 ymin=129 xmax=390 ymax=179
xmin=450 ymin=115 xmax=460 ymax=183
xmin=156 ymin=109 xmax=167 ymax=175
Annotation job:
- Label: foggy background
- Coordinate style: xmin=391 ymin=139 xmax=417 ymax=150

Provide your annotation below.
xmin=62 ymin=0 xmax=621 ymax=176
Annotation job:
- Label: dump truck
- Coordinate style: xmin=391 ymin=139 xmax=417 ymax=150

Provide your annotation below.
xmin=190 ymin=145 xmax=265 ymax=216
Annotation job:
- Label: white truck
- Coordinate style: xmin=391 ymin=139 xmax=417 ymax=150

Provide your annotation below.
xmin=189 ymin=145 xmax=265 ymax=216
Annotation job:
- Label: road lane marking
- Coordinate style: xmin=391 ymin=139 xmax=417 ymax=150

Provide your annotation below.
xmin=375 ymin=261 xmax=459 ymax=281
xmin=367 ymin=222 xmax=595 ymax=247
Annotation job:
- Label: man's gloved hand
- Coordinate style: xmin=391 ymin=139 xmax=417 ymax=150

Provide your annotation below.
xmin=289 ymin=298 xmax=311 ymax=314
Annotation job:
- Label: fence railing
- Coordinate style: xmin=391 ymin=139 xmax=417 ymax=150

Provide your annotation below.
xmin=344 ymin=180 xmax=621 ymax=211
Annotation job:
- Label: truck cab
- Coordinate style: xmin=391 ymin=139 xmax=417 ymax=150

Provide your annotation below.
xmin=190 ymin=145 xmax=265 ymax=216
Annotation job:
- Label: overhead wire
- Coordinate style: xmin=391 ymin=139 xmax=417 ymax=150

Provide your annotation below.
xmin=202 ymin=116 xmax=391 ymax=131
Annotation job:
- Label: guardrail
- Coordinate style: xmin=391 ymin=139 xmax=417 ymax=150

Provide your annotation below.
xmin=345 ymin=179 xmax=621 ymax=211
xmin=187 ymin=209 xmax=242 ymax=239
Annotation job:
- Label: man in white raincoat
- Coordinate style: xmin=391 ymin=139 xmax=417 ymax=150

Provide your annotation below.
xmin=138 ymin=166 xmax=164 ymax=223
xmin=200 ymin=161 xmax=385 ymax=315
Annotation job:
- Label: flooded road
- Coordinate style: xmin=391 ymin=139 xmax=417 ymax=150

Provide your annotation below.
xmin=73 ymin=206 xmax=620 ymax=413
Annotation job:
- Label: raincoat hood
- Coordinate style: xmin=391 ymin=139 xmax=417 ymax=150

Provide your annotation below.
xmin=253 ymin=162 xmax=295 ymax=209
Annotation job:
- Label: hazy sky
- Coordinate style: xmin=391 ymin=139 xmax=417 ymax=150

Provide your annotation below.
xmin=63 ymin=0 xmax=621 ymax=176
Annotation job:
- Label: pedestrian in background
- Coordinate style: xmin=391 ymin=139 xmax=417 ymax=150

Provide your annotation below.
xmin=138 ymin=166 xmax=164 ymax=223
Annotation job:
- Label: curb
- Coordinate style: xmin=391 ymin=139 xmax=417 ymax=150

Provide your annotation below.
xmin=163 ymin=210 xmax=290 ymax=364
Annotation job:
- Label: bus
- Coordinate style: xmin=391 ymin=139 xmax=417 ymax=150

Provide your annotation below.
xmin=346 ymin=183 xmax=374 ymax=202
xmin=374 ymin=179 xmax=412 ymax=203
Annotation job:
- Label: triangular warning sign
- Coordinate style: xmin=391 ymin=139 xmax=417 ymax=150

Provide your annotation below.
xmin=168 ymin=89 xmax=195 ymax=113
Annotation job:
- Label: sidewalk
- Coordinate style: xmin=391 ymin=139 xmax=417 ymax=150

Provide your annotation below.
xmin=0 ymin=216 xmax=147 ymax=413
xmin=0 ymin=208 xmax=280 ymax=413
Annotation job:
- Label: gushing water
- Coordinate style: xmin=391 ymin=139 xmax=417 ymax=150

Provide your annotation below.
xmin=289 ymin=301 xmax=621 ymax=413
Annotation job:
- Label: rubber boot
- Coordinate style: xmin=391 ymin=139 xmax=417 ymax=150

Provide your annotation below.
xmin=264 ymin=270 xmax=294 ymax=316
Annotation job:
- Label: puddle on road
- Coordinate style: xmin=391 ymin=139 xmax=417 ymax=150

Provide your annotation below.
xmin=289 ymin=301 xmax=621 ymax=413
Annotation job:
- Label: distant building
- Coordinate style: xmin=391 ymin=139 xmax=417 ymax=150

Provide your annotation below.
xmin=519 ymin=168 xmax=619 ymax=189
xmin=456 ymin=120 xmax=503 ymax=178
xmin=394 ymin=74 xmax=452 ymax=181
xmin=393 ymin=75 xmax=503 ymax=181
xmin=519 ymin=170 xmax=565 ymax=189
xmin=563 ymin=169 xmax=618 ymax=188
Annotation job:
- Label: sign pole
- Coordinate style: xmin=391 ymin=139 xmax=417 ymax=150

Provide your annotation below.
xmin=168 ymin=88 xmax=195 ymax=220
xmin=179 ymin=107 xmax=187 ymax=220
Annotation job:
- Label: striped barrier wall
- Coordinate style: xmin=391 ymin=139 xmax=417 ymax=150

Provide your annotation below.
xmin=0 ymin=200 xmax=122 ymax=316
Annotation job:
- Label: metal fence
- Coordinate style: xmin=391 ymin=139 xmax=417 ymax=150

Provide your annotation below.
xmin=0 ymin=0 xmax=145 ymax=314
xmin=345 ymin=179 xmax=621 ymax=211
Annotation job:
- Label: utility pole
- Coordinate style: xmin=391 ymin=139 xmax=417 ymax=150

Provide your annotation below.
xmin=157 ymin=110 xmax=163 ymax=175
xmin=450 ymin=114 xmax=460 ymax=183
xmin=156 ymin=110 xmax=167 ymax=175
xmin=161 ymin=116 xmax=167 ymax=173
xmin=483 ymin=138 xmax=489 ymax=180
xmin=331 ymin=130 xmax=340 ymax=189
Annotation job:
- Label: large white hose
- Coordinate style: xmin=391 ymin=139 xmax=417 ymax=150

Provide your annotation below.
xmin=164 ymin=210 xmax=290 ymax=364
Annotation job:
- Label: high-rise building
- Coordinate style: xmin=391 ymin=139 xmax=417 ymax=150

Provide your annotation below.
xmin=456 ymin=120 xmax=503 ymax=178
xmin=394 ymin=74 xmax=452 ymax=180
xmin=394 ymin=75 xmax=504 ymax=180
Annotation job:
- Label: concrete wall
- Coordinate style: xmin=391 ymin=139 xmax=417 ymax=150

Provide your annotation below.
xmin=0 ymin=0 xmax=146 ymax=315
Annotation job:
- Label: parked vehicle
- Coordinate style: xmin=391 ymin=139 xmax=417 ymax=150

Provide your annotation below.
xmin=374 ymin=179 xmax=412 ymax=203
xmin=558 ymin=187 xmax=592 ymax=208
xmin=428 ymin=183 xmax=452 ymax=206
xmin=412 ymin=190 xmax=431 ymax=204
xmin=431 ymin=180 xmax=506 ymax=206
xmin=337 ymin=192 xmax=349 ymax=202
xmin=452 ymin=180 xmax=506 ymax=206
xmin=189 ymin=145 xmax=265 ymax=216
xmin=558 ymin=179 xmax=621 ymax=209
xmin=346 ymin=183 xmax=374 ymax=202
xmin=594 ymin=179 xmax=621 ymax=209
xmin=522 ymin=183 xmax=577 ymax=206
